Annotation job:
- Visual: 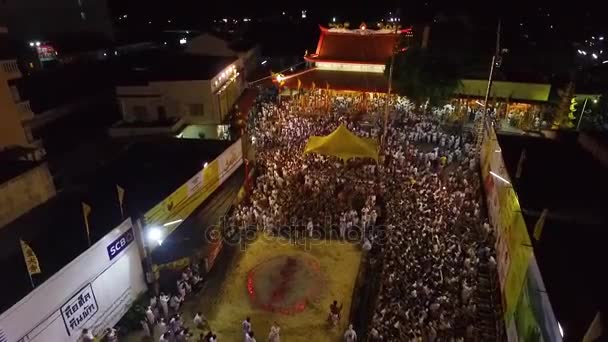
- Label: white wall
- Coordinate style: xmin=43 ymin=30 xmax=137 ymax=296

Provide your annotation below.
xmin=117 ymin=75 xmax=244 ymax=126
xmin=0 ymin=219 xmax=146 ymax=342
xmin=218 ymin=138 xmax=243 ymax=183
xmin=316 ymin=61 xmax=385 ymax=73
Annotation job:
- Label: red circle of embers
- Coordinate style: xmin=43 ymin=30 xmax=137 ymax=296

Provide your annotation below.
xmin=246 ymin=255 xmax=323 ymax=315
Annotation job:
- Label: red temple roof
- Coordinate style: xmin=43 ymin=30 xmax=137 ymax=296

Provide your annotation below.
xmin=305 ymin=25 xmax=405 ymax=65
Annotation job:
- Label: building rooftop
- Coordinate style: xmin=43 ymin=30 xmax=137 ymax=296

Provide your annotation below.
xmin=0 ymin=148 xmax=42 ymax=184
xmin=305 ymin=25 xmax=403 ymax=65
xmin=498 ymin=132 xmax=608 ymax=341
xmin=0 ymin=137 xmax=233 ymax=313
xmin=116 ymin=50 xmax=237 ymax=85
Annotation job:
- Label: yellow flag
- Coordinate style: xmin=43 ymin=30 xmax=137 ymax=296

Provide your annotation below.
xmin=20 ymin=240 xmax=41 ymax=275
xmin=533 ymin=209 xmax=549 ymax=241
xmin=116 ymin=185 xmax=125 ymax=217
xmin=82 ymin=202 xmax=92 ymax=245
xmin=297 ymin=78 xmax=302 ymax=91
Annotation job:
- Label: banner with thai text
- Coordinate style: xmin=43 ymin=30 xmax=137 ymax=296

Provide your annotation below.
xmin=0 ymin=219 xmax=146 ymax=342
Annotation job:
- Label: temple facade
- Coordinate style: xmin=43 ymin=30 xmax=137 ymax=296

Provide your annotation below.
xmin=282 ymin=24 xmax=411 ymax=93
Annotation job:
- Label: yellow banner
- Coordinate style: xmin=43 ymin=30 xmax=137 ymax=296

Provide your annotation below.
xmin=144 ymin=159 xmax=220 ymax=245
xmin=20 ymin=240 xmax=41 ymax=275
xmin=499 ymin=185 xmax=532 ymax=319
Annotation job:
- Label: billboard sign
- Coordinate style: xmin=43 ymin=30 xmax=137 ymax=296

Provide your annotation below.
xmin=60 ymin=284 xmax=98 ymax=336
xmin=106 ymin=228 xmax=134 ymax=261
xmin=0 ymin=219 xmax=146 ymax=342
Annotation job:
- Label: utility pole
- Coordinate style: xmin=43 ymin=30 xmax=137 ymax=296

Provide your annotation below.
xmin=382 ymin=11 xmax=401 ymax=151
xmin=576 ymin=97 xmax=589 ymax=130
xmin=475 ymin=19 xmax=502 ymax=154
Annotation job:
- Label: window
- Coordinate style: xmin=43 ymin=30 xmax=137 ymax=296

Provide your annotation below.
xmin=133 ymin=106 xmax=148 ymax=121
xmin=9 ymin=85 xmax=20 ymax=102
xmin=189 ymin=103 xmax=205 ymax=116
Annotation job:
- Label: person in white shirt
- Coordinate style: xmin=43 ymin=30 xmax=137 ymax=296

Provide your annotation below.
xmin=160 ymin=293 xmax=170 ymax=318
xmin=344 ymin=324 xmax=357 ymax=342
xmin=193 ymin=312 xmax=206 ymax=328
xmin=268 ymin=322 xmax=280 ymax=342
xmin=140 ymin=320 xmax=151 ymax=337
xmin=157 ymin=318 xmax=167 ymax=336
xmin=307 ymin=219 xmax=314 ymax=238
xmin=79 ymin=328 xmax=94 ymax=342
xmin=104 ymin=328 xmax=117 ymax=342
xmin=245 ymin=331 xmax=256 ymax=342
xmin=146 ymin=306 xmax=156 ymax=325
xmin=242 ymin=316 xmax=252 ymax=336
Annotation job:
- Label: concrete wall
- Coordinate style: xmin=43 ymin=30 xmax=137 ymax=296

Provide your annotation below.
xmin=117 ymin=74 xmax=244 ymax=126
xmin=0 ymin=163 xmax=56 ymax=228
xmin=0 ymin=60 xmax=28 ymax=147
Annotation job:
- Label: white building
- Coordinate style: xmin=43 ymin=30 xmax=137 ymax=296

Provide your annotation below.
xmin=113 ymin=52 xmax=244 ymax=139
xmin=186 ymin=33 xmax=260 ymax=78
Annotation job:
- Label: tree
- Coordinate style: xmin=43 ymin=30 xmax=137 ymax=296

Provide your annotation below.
xmin=388 ymin=45 xmax=465 ymax=107
xmin=388 ymin=17 xmax=475 ymax=108
xmin=551 ymin=81 xmax=576 ymax=129
xmin=579 ymin=94 xmax=608 ymax=131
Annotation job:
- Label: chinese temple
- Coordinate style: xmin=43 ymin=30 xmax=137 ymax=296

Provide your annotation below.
xmin=284 ymin=23 xmax=411 ymax=93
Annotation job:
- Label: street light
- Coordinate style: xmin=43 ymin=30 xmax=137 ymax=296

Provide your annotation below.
xmin=490 ymin=171 xmax=511 ymax=185
xmin=147 ymin=226 xmax=163 ymax=246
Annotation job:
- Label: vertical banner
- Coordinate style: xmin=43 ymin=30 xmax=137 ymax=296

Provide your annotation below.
xmin=480 ymin=127 xmax=560 ymax=342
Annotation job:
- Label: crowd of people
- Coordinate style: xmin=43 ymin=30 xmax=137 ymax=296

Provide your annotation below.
xmin=229 ymin=90 xmax=499 ymax=341
xmin=107 ymin=88 xmax=498 ymax=341
xmin=135 ymin=266 xmax=218 ymax=342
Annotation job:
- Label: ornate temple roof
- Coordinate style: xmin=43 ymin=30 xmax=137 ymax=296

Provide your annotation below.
xmin=304 ymin=25 xmax=410 ymax=65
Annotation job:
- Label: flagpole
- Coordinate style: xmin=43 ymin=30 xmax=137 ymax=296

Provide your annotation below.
xmin=27 ymin=269 xmax=35 ymax=289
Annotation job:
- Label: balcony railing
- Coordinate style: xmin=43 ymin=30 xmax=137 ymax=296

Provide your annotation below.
xmin=0 ymin=59 xmax=21 ymax=80
xmin=17 ymin=101 xmax=34 ymax=121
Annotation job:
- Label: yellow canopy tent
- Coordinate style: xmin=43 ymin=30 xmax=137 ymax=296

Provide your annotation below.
xmin=304 ymin=124 xmax=379 ymax=162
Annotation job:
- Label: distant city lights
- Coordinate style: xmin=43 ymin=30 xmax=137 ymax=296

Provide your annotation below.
xmin=223 ymin=18 xmax=228 ymax=23
xmin=592 ymin=53 xmax=598 ymax=59
xmin=332 ymin=17 xmax=336 ymax=23
xmin=261 ymin=60 xmax=267 ymax=65
xmin=29 ymin=42 xmax=34 ymax=47
xmin=167 ymin=19 xmax=172 ymax=23
xmin=600 ymin=37 xmax=605 ymax=41
xmin=179 ymin=38 xmax=187 ymax=45
xmin=35 ymin=41 xmax=41 ymax=47
xmin=603 ymin=60 xmax=608 ymax=64
xmin=301 ymin=10 xmax=307 ymax=19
